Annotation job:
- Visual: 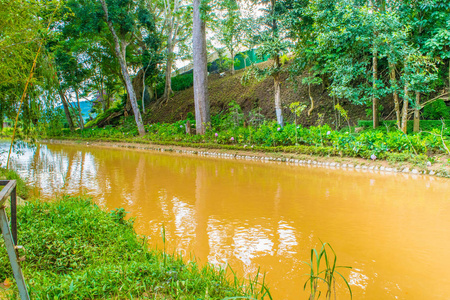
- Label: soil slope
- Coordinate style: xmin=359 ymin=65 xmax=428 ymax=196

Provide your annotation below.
xmin=145 ymin=60 xmax=386 ymax=128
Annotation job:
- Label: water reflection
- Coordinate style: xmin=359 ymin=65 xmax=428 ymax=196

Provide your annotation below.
xmin=1 ymin=142 xmax=450 ymax=299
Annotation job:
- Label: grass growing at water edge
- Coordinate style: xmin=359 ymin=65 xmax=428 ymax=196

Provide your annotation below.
xmin=0 ymin=196 xmax=272 ymax=299
xmin=0 ymin=167 xmax=29 ymax=199
xmin=304 ymin=242 xmax=352 ymax=300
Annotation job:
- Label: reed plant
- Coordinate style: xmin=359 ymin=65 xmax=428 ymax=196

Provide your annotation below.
xmin=304 ymin=242 xmax=352 ymax=300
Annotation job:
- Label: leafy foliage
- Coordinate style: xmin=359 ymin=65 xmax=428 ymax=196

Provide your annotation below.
xmin=0 ymin=197 xmax=271 ymax=299
xmin=422 ymin=100 xmax=450 ymax=120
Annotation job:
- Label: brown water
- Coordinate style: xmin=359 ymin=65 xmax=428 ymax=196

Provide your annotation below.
xmin=3 ymin=142 xmax=450 ymax=299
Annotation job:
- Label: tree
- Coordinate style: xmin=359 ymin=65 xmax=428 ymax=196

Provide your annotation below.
xmin=0 ymin=0 xmax=56 ymax=130
xmin=287 ymin=0 xmax=441 ymax=133
xmin=157 ymin=0 xmax=192 ymax=102
xmin=99 ymin=0 xmax=146 ymax=136
xmin=213 ymin=0 xmax=245 ymax=75
xmin=193 ymin=0 xmax=210 ymax=134
xmin=54 ymin=42 xmax=91 ymax=130
xmin=254 ymin=0 xmax=291 ymax=127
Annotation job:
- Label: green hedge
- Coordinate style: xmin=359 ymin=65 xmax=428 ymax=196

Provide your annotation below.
xmin=358 ymin=120 xmax=450 ymax=133
xmin=156 ymin=72 xmax=194 ymax=97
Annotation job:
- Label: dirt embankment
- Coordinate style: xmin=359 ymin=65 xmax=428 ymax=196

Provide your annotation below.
xmin=146 ymin=60 xmax=390 ymax=128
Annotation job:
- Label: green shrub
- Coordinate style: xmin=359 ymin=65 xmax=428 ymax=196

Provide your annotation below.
xmin=422 ymin=100 xmax=450 ymax=120
xmin=85 ymin=103 xmax=123 ymax=129
xmin=48 ymin=114 xmax=450 ymax=161
xmin=358 ymin=119 xmax=450 ymax=135
xmin=172 ymin=72 xmax=194 ymax=91
xmin=156 ymin=73 xmax=194 ymax=97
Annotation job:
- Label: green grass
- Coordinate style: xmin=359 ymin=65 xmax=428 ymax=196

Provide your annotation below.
xmin=304 ymin=242 xmax=352 ymax=300
xmin=0 ymin=167 xmax=29 ymax=199
xmin=0 ymin=196 xmax=271 ymax=299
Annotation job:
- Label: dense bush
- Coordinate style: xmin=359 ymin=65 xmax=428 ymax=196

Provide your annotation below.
xmin=358 ymin=119 xmax=450 ymax=135
xmin=85 ymin=101 xmax=124 ymax=128
xmin=422 ymin=100 xmax=450 ymax=120
xmin=51 ymin=119 xmax=450 ymax=160
xmin=48 ymin=101 xmax=450 ymax=161
xmin=156 ymin=73 xmax=194 ymax=97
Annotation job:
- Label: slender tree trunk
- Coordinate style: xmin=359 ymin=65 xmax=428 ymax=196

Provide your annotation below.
xmin=274 ymin=72 xmax=283 ymax=127
xmin=413 ymin=92 xmax=420 ymax=132
xmin=142 ymin=70 xmax=146 ymax=114
xmin=162 ymin=0 xmax=180 ymax=103
xmin=372 ymin=47 xmax=379 ymax=128
xmin=389 ymin=63 xmax=401 ymax=129
xmin=271 ymin=0 xmax=283 ymax=127
xmin=0 ymin=106 xmax=3 ymax=132
xmin=163 ymin=42 xmax=174 ymax=101
xmin=100 ymin=0 xmax=145 ymax=136
xmin=58 ymin=89 xmax=75 ymax=132
xmin=75 ymin=89 xmax=84 ymax=130
xmin=105 ymin=84 xmax=111 ymax=110
xmin=106 ymin=93 xmax=110 ymax=110
xmin=163 ymin=9 xmax=175 ymax=101
xmin=99 ymin=74 xmax=105 ymax=112
xmin=230 ymin=49 xmax=235 ymax=75
xmin=100 ymin=90 xmax=106 ymax=112
xmin=193 ymin=0 xmax=210 ymax=135
xmin=401 ymin=81 xmax=409 ymax=134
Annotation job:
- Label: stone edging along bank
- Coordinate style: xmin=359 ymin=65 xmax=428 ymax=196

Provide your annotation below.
xmin=42 ymin=138 xmax=450 ymax=179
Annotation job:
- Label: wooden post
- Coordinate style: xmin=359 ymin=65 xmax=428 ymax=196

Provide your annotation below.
xmin=413 ymin=92 xmax=420 ymax=132
xmin=185 ymin=120 xmax=191 ymax=135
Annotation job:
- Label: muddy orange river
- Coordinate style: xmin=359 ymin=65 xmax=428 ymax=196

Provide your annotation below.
xmin=2 ymin=142 xmax=450 ymax=299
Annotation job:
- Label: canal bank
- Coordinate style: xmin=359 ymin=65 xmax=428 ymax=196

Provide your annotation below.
xmin=3 ymin=140 xmax=450 ymax=299
xmin=43 ymin=138 xmax=450 ymax=178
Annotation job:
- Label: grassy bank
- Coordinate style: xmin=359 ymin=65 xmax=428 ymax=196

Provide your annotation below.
xmin=0 ymin=196 xmax=270 ymax=299
xmin=47 ymin=116 xmax=450 ymax=167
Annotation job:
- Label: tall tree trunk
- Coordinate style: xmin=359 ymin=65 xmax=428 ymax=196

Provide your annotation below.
xmin=372 ymin=47 xmax=379 ymax=128
xmin=99 ymin=74 xmax=105 ymax=112
xmin=413 ymin=92 xmax=420 ymax=132
xmin=401 ymin=81 xmax=409 ymax=134
xmin=163 ymin=42 xmax=174 ymax=101
xmin=273 ymin=53 xmax=284 ymax=127
xmin=58 ymin=89 xmax=75 ymax=132
xmin=0 ymin=103 xmax=4 ymax=132
xmin=274 ymin=72 xmax=283 ymax=127
xmin=162 ymin=0 xmax=180 ymax=103
xmin=100 ymin=0 xmax=145 ymax=136
xmin=271 ymin=0 xmax=283 ymax=127
xmin=193 ymin=0 xmax=210 ymax=135
xmin=75 ymin=89 xmax=84 ymax=130
xmin=230 ymin=49 xmax=235 ymax=75
xmin=389 ymin=63 xmax=401 ymax=129
xmin=142 ymin=69 xmax=146 ymax=114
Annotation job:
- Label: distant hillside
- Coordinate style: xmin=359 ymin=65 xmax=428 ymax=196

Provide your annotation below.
xmin=146 ymin=60 xmax=380 ymax=128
